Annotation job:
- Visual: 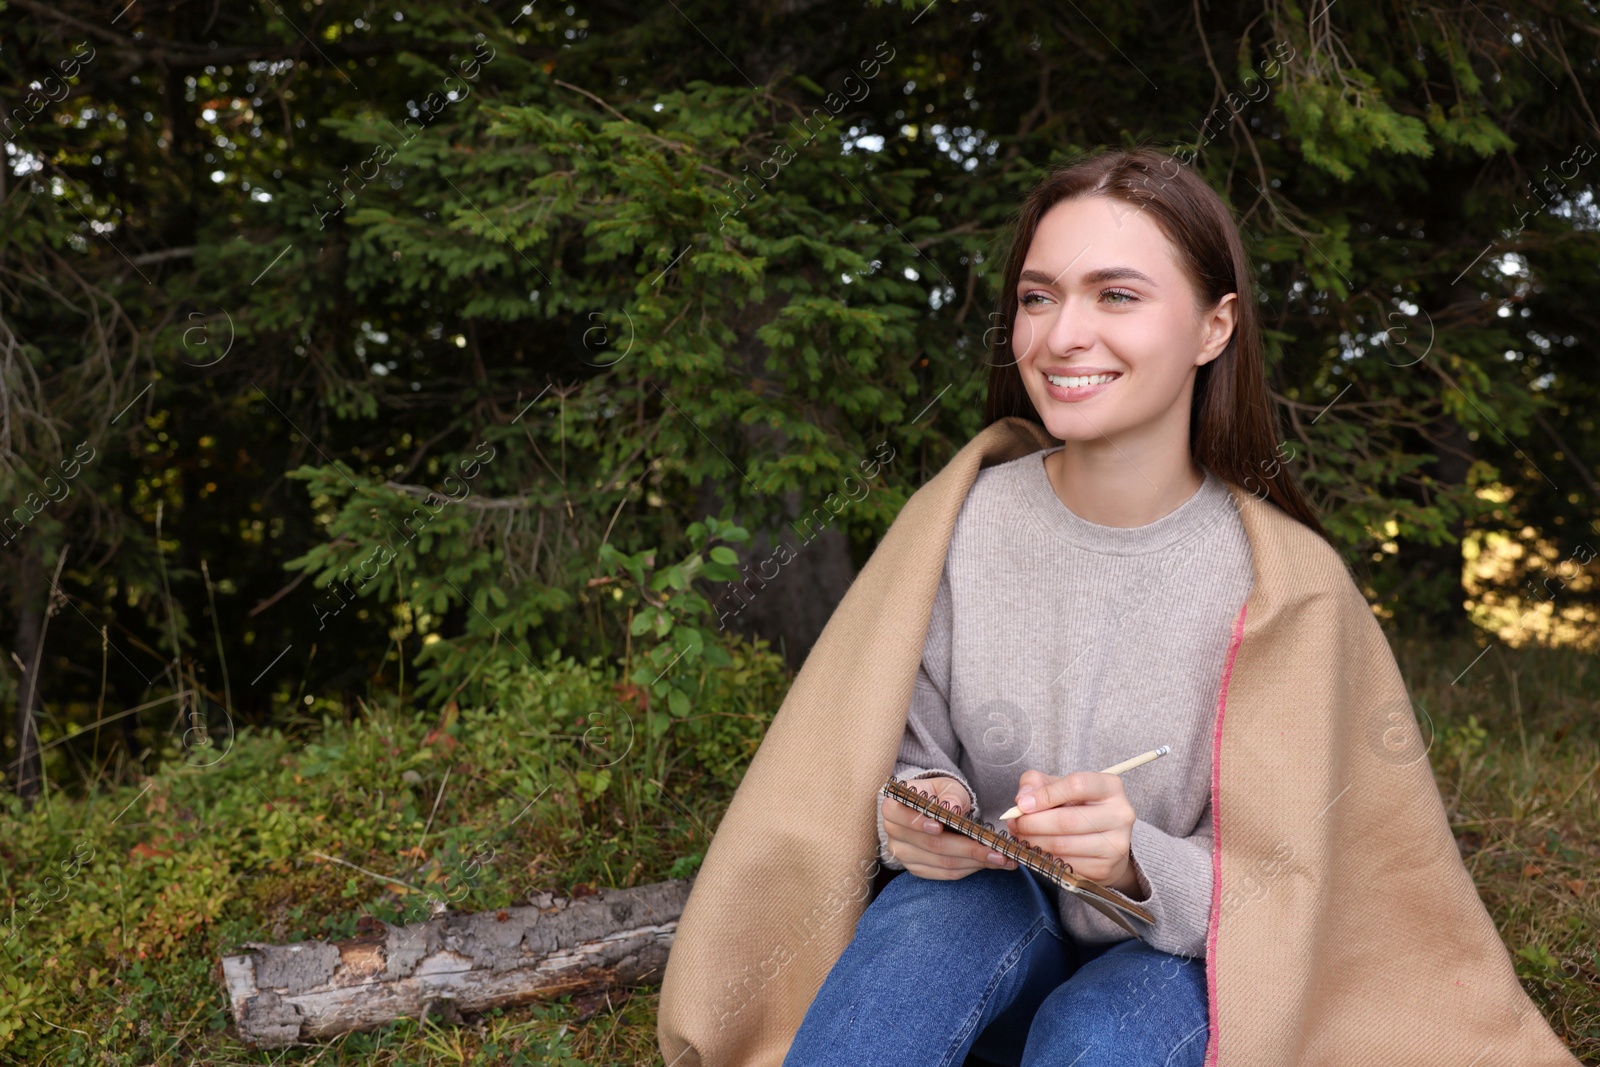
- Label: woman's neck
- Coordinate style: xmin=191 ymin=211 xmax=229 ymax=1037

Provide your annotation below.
xmin=1041 ymin=441 xmax=1206 ymax=528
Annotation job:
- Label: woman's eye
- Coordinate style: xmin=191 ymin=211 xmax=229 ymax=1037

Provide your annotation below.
xmin=1103 ymin=289 xmax=1137 ymax=305
xmin=1019 ymin=292 xmax=1048 ymax=307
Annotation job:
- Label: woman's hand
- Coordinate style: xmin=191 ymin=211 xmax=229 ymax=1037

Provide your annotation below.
xmin=1004 ymin=769 xmax=1141 ymax=894
xmin=881 ymin=776 xmax=1018 ymax=880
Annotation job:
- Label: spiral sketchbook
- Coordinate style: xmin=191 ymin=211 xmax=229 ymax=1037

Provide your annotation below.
xmin=881 ymin=775 xmax=1156 ymax=940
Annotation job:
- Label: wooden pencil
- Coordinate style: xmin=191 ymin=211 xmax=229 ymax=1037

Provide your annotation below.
xmin=994 ymin=745 xmax=1170 ymax=821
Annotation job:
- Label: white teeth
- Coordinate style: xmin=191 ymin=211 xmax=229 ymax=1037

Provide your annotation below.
xmin=1046 ymin=372 xmax=1118 ymax=388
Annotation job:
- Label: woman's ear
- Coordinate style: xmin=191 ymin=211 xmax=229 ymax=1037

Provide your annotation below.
xmin=1196 ymin=292 xmax=1238 ymax=366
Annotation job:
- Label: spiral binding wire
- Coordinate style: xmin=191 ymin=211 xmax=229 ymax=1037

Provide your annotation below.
xmin=882 ymin=776 xmax=1078 ymax=880
xmin=880 ymin=775 xmax=1155 ymax=934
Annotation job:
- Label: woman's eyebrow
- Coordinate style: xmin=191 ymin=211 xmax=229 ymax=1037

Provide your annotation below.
xmin=1018 ymin=266 xmax=1159 ymax=287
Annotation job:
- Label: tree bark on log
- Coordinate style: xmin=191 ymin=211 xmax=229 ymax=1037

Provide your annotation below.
xmin=218 ymin=879 xmax=693 ymax=1048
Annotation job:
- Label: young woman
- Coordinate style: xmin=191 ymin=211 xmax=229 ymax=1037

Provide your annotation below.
xmin=780 ymin=146 xmax=1328 ymax=1066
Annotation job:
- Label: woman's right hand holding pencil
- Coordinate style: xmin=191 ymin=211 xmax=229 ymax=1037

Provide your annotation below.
xmin=882 ymin=776 xmax=1020 ymax=879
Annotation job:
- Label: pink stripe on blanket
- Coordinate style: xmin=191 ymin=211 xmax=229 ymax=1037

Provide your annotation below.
xmin=1202 ymin=599 xmax=1247 ymax=1067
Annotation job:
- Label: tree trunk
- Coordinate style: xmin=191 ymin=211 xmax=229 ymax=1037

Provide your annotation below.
xmin=9 ymin=552 xmax=44 ymax=808
xmin=1388 ymin=385 xmax=1476 ymax=636
xmin=698 ymin=281 xmax=861 ymax=673
xmin=218 ymin=879 xmax=691 ymax=1048
xmin=697 ymin=468 xmax=860 ymax=674
xmin=733 ymin=487 xmax=858 ymax=672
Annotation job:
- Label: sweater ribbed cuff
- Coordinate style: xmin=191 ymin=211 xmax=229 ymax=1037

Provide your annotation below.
xmin=875 ymin=766 xmax=978 ymax=871
xmin=1061 ymin=817 xmax=1212 ymax=959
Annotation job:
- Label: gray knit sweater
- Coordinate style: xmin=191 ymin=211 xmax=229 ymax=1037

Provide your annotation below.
xmin=874 ymin=445 xmax=1253 ymax=959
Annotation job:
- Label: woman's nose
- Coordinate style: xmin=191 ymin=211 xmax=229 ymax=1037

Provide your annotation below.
xmin=1041 ymin=297 xmax=1095 ymax=356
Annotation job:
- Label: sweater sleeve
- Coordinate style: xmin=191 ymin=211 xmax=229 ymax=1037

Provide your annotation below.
xmin=875 ymin=567 xmax=981 ymax=871
xmin=1064 ymin=795 xmax=1215 ymax=959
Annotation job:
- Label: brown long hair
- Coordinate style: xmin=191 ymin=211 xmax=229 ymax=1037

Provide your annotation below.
xmin=983 ymin=145 xmax=1328 ymax=542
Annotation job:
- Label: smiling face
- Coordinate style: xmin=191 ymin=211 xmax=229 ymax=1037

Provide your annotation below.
xmin=1010 ymin=194 xmax=1237 ymax=457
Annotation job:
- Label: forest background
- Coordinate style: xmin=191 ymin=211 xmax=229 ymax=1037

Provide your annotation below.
xmin=0 ymin=0 xmax=1597 ymax=1062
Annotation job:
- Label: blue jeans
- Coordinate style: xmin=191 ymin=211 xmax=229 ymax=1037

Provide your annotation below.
xmin=782 ymin=865 xmax=1209 ymax=1067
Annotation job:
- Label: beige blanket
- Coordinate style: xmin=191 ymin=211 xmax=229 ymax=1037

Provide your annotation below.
xmin=657 ymin=415 xmax=1580 ymax=1066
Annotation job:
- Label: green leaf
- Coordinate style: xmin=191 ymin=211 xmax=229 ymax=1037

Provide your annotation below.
xmin=575 ymin=768 xmax=612 ymax=801
xmin=668 ymin=852 xmax=703 ymax=879
xmin=668 ymin=688 xmax=690 ymax=717
xmin=1516 ymin=943 xmax=1558 ymax=974
xmin=709 ymin=546 xmax=738 ymax=565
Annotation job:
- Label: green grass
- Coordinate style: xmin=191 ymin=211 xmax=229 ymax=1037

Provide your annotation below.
xmin=0 ymin=632 xmax=1594 ymax=1064
xmin=1391 ymin=634 xmax=1600 ymax=1058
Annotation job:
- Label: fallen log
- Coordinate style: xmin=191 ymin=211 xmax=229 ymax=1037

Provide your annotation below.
xmin=218 ymin=878 xmax=693 ymax=1048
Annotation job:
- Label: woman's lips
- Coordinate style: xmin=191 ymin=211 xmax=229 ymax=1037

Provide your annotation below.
xmin=1043 ymin=370 xmax=1121 ymax=402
